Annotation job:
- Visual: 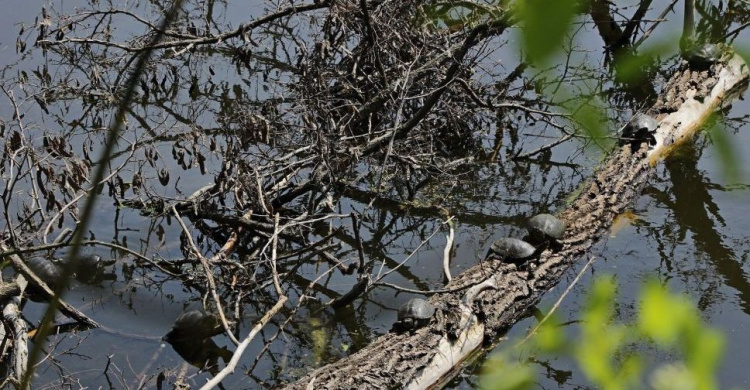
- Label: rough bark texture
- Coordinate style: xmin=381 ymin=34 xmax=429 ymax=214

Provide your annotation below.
xmin=2 ymin=299 xmax=28 ymax=384
xmin=282 ymin=56 xmax=749 ymax=390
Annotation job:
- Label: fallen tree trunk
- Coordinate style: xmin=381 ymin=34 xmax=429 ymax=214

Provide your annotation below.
xmin=282 ymin=55 xmax=748 ymax=389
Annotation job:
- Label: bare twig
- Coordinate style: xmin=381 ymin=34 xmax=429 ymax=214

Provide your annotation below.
xmin=42 ymin=137 xmax=138 ymax=244
xmin=515 ymin=256 xmax=597 ymax=347
xmin=37 ymin=1 xmax=332 ymax=56
xmin=270 ymin=213 xmax=283 ymax=297
xmin=513 ymin=133 xmax=575 ymax=160
xmin=442 ymin=217 xmax=455 ymax=283
xmin=328 ymin=276 xmax=370 ymax=308
xmin=22 ymin=3 xmax=186 ymax=386
xmin=350 ymin=213 xmax=367 ymax=275
xmin=199 ymin=296 xmax=288 ymax=390
xmin=633 ymin=0 xmax=680 ymax=49
xmin=171 ymin=206 xmax=240 ymax=346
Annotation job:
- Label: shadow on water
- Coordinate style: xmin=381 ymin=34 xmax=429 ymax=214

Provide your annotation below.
xmin=644 ymin=140 xmax=750 ymax=314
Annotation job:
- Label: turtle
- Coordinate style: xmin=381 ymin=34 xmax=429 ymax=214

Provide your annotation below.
xmin=164 ymin=310 xmax=226 ymax=343
xmin=164 ymin=310 xmax=234 ymax=369
xmin=526 ymin=213 xmax=566 ymax=245
xmin=393 ymin=298 xmax=436 ymax=331
xmin=25 ymin=256 xmax=64 ymax=289
xmin=682 ymin=42 xmax=725 ymax=69
xmin=27 ymin=253 xmax=113 ymax=284
xmin=69 ymin=254 xmax=115 ymax=284
xmin=77 ymin=253 xmax=105 ymax=267
xmin=487 ymin=238 xmax=536 ymax=262
xmin=22 ymin=254 xmax=114 ymax=299
xmin=621 ymin=113 xmax=659 ymax=148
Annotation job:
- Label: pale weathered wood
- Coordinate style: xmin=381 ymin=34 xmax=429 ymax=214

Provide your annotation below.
xmin=0 ymin=283 xmax=21 ymax=301
xmin=1 ymin=275 xmax=28 ymax=386
xmin=3 ymin=298 xmax=28 ymax=384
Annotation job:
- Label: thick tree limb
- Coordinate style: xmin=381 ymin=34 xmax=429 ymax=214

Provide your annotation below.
xmin=3 ymin=298 xmax=28 ymax=386
xmin=1 ymin=276 xmax=28 ymax=387
xmin=0 ymin=283 xmax=21 ymax=301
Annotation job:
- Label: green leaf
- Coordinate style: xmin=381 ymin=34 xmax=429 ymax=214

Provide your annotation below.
xmin=481 ymin=277 xmax=724 ymax=390
xmin=567 ymin=96 xmax=608 ymax=141
xmin=583 ymin=276 xmax=617 ymax=324
xmin=650 ymin=363 xmax=698 ymax=390
xmin=639 ymin=280 xmax=687 ymax=345
xmin=480 ymin=354 xmax=535 ymax=390
xmin=535 ymin=314 xmax=565 ymax=352
xmin=684 ymin=327 xmax=724 ymax=390
xmin=517 ymin=0 xmax=580 ymax=65
xmin=612 ymin=41 xmax=672 ymax=85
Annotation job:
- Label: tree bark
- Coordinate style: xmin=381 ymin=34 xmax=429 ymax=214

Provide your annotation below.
xmin=281 ymin=55 xmax=749 ymax=389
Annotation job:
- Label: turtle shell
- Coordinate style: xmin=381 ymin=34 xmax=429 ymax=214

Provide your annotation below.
xmin=488 ymin=238 xmax=536 ymax=261
xmin=77 ymin=254 xmax=104 ymax=268
xmin=25 ymin=256 xmax=63 ymax=288
xmin=71 ymin=254 xmax=113 ymax=283
xmin=527 ymin=214 xmax=566 ymax=242
xmin=395 ymin=298 xmax=435 ymax=330
xmin=685 ymin=43 xmax=723 ymax=67
xmin=165 ymin=310 xmax=224 ymax=342
xmin=631 ymin=114 xmax=658 ymax=133
xmin=622 ymin=114 xmax=659 ymax=143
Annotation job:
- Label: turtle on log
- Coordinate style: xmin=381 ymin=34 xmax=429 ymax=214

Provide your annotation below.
xmin=392 ymin=298 xmax=436 ymax=332
xmin=486 ymin=237 xmax=536 ymax=262
xmin=682 ymin=42 xmax=726 ymax=69
xmin=621 ymin=113 xmax=659 ymax=150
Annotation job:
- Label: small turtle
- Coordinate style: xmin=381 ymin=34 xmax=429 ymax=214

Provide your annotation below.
xmin=393 ymin=298 xmax=436 ymax=331
xmin=71 ymin=254 xmax=115 ymax=284
xmin=621 ymin=114 xmax=659 ymax=147
xmin=683 ymin=42 xmax=724 ymax=69
xmin=25 ymin=256 xmax=64 ymax=288
xmin=164 ymin=310 xmax=225 ymax=343
xmin=526 ymin=214 xmax=566 ymax=244
xmin=487 ymin=238 xmax=536 ymax=262
xmin=164 ymin=310 xmax=233 ymax=369
xmin=76 ymin=254 xmax=105 ymax=267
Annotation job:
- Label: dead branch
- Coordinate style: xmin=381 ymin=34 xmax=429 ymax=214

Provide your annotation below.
xmin=199 ymin=296 xmax=288 ymax=390
xmin=172 ymin=206 xmax=240 ymax=346
xmin=2 ymin=276 xmax=28 ymax=388
xmin=442 ymin=217 xmax=455 ymax=283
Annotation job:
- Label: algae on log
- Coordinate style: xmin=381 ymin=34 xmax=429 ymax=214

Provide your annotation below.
xmin=283 ymin=55 xmax=749 ymax=390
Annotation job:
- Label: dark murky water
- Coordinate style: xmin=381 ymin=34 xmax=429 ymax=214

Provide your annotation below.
xmin=0 ymin=1 xmax=748 ymax=389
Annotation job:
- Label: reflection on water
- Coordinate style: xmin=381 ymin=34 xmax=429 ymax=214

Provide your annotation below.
xmin=660 ymin=140 xmax=750 ymax=314
xmin=163 ymin=311 xmax=233 ymax=376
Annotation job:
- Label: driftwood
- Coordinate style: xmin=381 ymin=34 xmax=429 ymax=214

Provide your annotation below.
xmin=0 ymin=283 xmax=21 ymax=302
xmin=0 ymin=276 xmax=28 ymax=386
xmin=282 ymin=54 xmax=749 ymax=389
xmin=2 ymin=295 xmax=28 ymax=386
